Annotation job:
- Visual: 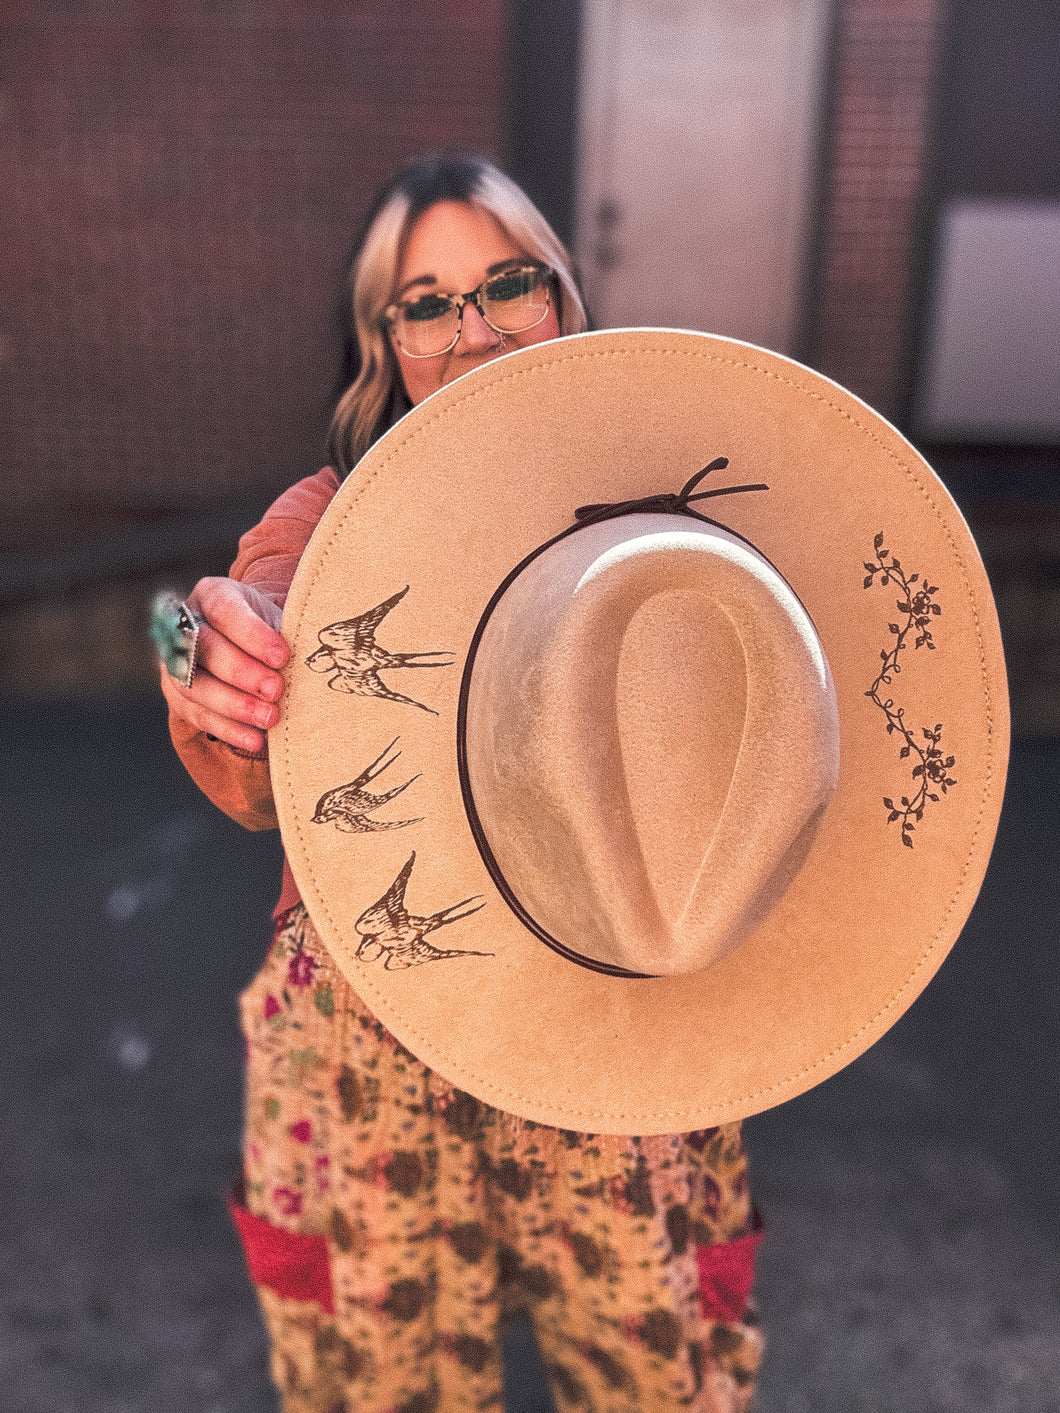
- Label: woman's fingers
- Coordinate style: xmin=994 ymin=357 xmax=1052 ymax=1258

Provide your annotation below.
xmin=159 ymin=577 xmax=293 ymax=751
xmin=190 ymin=578 xmax=289 ymax=675
xmin=195 ymin=619 xmax=285 ymax=706
xmin=159 ymin=660 xmax=276 ymax=753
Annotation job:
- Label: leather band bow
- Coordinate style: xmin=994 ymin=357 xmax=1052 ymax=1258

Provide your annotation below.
xmin=574 ymin=457 xmax=768 ymax=527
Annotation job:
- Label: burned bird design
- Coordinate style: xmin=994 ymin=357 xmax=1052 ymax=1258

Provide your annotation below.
xmin=306 ymin=586 xmax=454 ymax=713
xmin=354 ymin=852 xmax=491 ymax=969
xmin=312 ymin=738 xmax=422 ymax=834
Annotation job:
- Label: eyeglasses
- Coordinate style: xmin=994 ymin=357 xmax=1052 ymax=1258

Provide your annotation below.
xmin=384 ymin=264 xmax=554 ymax=358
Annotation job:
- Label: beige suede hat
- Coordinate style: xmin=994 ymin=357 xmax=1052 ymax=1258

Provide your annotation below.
xmin=271 ymin=329 xmax=1008 ymax=1135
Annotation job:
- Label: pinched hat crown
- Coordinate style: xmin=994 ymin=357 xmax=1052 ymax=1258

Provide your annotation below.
xmin=461 ymin=465 xmax=841 ymax=978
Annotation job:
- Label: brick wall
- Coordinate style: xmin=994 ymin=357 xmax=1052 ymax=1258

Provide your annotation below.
xmin=2 ymin=1 xmax=503 ymax=538
xmin=808 ymin=0 xmax=944 ymax=418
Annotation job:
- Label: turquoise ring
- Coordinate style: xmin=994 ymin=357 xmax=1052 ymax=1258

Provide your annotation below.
xmin=150 ymin=590 xmax=204 ymax=689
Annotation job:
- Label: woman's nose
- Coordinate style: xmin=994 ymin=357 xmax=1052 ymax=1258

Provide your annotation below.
xmin=456 ymin=301 xmax=503 ymax=353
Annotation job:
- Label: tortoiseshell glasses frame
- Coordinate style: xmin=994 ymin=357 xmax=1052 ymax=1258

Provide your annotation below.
xmin=383 ymin=263 xmax=554 ymax=358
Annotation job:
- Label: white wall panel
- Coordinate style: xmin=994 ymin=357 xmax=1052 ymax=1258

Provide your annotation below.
xmin=918 ymin=200 xmax=1060 ymax=442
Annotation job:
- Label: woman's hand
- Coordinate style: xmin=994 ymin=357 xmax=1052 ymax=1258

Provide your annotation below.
xmin=159 ymin=577 xmax=289 ymax=753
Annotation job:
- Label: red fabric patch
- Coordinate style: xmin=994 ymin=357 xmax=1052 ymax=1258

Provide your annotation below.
xmin=696 ymin=1212 xmax=765 ymax=1323
xmin=228 ymin=1180 xmax=334 ymax=1313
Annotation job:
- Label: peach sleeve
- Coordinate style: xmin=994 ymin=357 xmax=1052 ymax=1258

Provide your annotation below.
xmin=167 ymin=467 xmax=340 ymax=830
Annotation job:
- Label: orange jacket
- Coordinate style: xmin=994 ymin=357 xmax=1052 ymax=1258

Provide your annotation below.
xmin=168 ymin=468 xmax=339 ymax=877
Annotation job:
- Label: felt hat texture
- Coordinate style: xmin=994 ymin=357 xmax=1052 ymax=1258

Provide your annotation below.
xmin=271 ymin=329 xmax=1008 ymax=1135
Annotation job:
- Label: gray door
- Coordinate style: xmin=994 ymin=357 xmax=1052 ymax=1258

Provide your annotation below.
xmin=576 ymin=0 xmax=832 ymax=353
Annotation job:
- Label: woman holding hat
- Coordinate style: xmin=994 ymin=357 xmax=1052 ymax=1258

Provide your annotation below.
xmin=159 ymin=153 xmax=765 ymax=1412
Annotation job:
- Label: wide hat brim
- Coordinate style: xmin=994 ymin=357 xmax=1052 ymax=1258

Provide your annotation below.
xmin=271 ymin=329 xmax=1008 ymax=1135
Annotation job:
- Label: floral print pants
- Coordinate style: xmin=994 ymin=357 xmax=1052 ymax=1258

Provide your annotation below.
xmin=234 ymin=905 xmax=765 ymax=1412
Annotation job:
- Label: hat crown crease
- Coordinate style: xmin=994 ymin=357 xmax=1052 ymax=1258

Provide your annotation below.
xmin=465 ymin=514 xmax=840 ymax=977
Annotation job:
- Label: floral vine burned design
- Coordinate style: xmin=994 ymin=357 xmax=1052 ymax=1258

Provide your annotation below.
xmin=306 ymin=586 xmax=453 ymax=713
xmin=863 ymin=531 xmax=956 ymax=847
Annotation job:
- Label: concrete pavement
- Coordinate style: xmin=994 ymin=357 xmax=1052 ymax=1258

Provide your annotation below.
xmin=1 ymin=698 xmax=1057 ymax=1412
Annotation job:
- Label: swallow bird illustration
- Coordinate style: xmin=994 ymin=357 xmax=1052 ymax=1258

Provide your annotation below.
xmin=306 ymin=586 xmax=454 ymax=713
xmin=311 ymin=738 xmax=422 ymax=834
xmin=354 ymin=852 xmax=490 ymax=969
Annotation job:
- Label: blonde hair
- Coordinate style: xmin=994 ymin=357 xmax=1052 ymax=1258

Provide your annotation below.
xmin=325 ymin=153 xmax=588 ymax=477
